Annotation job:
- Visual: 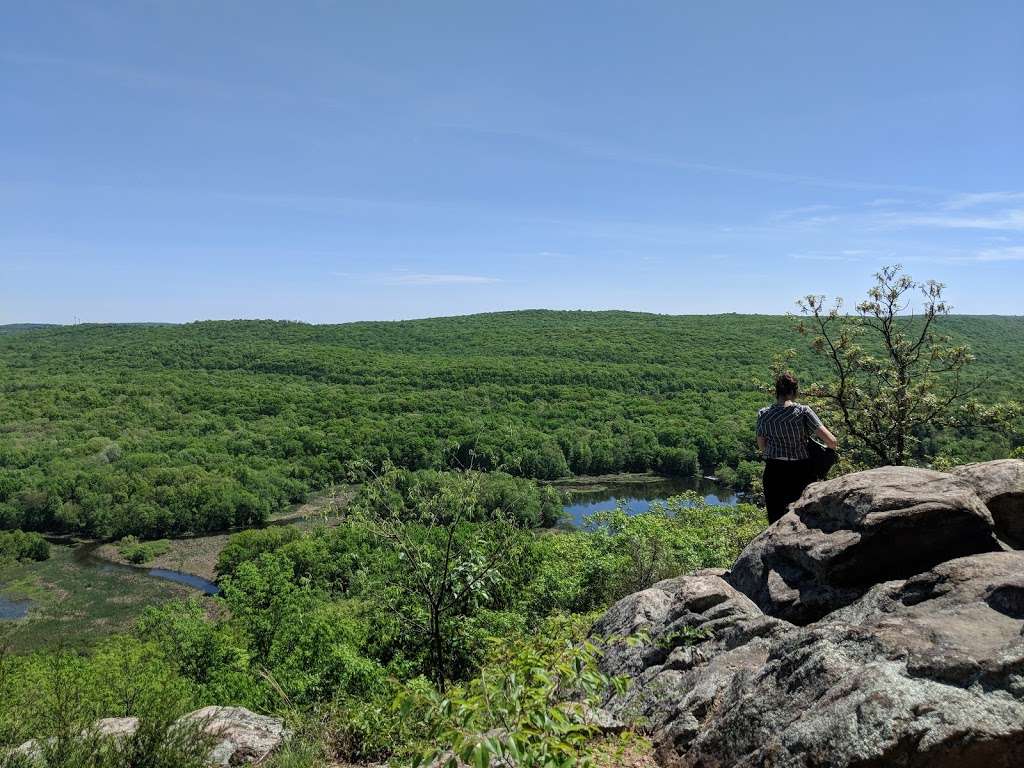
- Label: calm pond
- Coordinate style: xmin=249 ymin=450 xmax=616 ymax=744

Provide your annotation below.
xmin=561 ymin=475 xmax=739 ymax=527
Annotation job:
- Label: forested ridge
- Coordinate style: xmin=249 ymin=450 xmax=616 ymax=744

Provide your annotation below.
xmin=1 ymin=311 xmax=1021 ymax=537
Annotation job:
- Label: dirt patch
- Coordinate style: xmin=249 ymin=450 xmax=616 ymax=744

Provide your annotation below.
xmin=93 ymin=535 xmax=230 ymax=582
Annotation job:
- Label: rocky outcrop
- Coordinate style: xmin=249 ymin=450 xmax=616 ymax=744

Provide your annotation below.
xmin=953 ymin=459 xmax=1024 ymax=547
xmin=592 ymin=569 xmax=771 ymax=677
xmin=594 ymin=460 xmax=1024 ymax=768
xmin=726 ymin=466 xmax=1001 ymax=624
xmin=178 ymin=707 xmax=291 ymax=767
xmin=11 ymin=707 xmax=289 ymax=766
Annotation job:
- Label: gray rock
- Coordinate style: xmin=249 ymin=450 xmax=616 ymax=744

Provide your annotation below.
xmin=953 ymin=459 xmax=1024 ymax=548
xmin=177 ymin=706 xmax=291 ymax=767
xmin=727 ymin=466 xmax=1001 ymax=624
xmin=592 ymin=570 xmax=793 ymax=734
xmin=591 ymin=570 xmax=767 ymax=678
xmin=7 ymin=707 xmax=288 ymax=766
xmin=668 ymin=552 xmax=1024 ymax=768
xmin=11 ymin=717 xmax=141 ymax=761
xmin=93 ymin=717 xmax=141 ymax=741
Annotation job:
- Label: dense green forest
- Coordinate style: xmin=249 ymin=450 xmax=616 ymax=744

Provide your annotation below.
xmin=1 ymin=312 xmax=1021 ymax=537
xmin=1 ymin=312 xmax=1021 ymax=766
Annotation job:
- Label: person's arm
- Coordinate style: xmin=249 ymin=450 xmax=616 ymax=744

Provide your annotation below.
xmin=804 ymin=405 xmax=838 ymax=450
xmin=816 ymin=424 xmax=838 ymax=450
xmin=757 ymin=435 xmax=767 ymax=454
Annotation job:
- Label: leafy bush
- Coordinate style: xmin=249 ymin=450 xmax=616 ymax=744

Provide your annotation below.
xmin=584 ymin=493 xmax=766 ymax=600
xmin=351 ymin=468 xmax=565 ymax=529
xmin=0 ymin=530 xmax=49 ymax=563
xmin=399 ymin=616 xmax=627 ymax=768
xmin=116 ymin=536 xmax=171 ymax=564
xmin=0 ymin=639 xmax=198 ymax=757
xmin=215 ymin=526 xmax=302 ymax=578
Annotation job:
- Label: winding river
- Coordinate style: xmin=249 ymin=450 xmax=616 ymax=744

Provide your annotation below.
xmin=4 ymin=475 xmax=739 ymax=619
xmin=72 ymin=542 xmax=220 ymax=595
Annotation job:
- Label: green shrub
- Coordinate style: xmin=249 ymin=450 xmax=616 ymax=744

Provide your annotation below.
xmin=0 ymin=530 xmax=50 ymax=563
xmin=399 ymin=615 xmax=626 ymax=768
xmin=350 ymin=469 xmax=566 ymax=529
xmin=585 ymin=493 xmax=766 ymax=600
xmin=115 ymin=536 xmax=171 ymax=564
xmin=216 ymin=526 xmax=302 ymax=578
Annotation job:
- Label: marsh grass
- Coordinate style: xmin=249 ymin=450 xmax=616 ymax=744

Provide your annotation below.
xmin=0 ymin=546 xmax=203 ymax=652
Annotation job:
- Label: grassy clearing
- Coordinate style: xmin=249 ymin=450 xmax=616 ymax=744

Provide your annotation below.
xmin=0 ymin=544 xmax=209 ymax=652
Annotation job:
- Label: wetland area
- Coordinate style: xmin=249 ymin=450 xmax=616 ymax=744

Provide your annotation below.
xmin=1 ymin=474 xmax=738 ymax=650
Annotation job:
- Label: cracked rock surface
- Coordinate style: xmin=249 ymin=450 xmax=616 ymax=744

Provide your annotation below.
xmin=594 ymin=460 xmax=1024 ymax=768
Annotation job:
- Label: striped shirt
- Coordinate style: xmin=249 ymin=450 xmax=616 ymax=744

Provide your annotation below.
xmin=756 ymin=403 xmax=823 ymax=460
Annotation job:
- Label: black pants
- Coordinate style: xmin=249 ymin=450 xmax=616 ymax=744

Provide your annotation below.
xmin=763 ymin=459 xmax=813 ymax=524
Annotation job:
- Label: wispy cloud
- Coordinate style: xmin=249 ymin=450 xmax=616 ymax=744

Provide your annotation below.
xmin=766 ymin=204 xmax=838 ymax=223
xmin=385 ymin=273 xmax=502 ymax=285
xmin=789 ymin=252 xmax=859 ymax=262
xmin=941 ymin=192 xmax=1024 ymax=210
xmin=438 ymin=122 xmax=952 ymax=196
xmin=968 ymin=246 xmax=1024 ymax=262
xmin=878 ymin=209 xmax=1024 ymax=231
xmin=333 ymin=271 xmax=502 ymax=286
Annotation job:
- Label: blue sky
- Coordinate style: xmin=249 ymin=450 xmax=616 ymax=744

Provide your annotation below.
xmin=2 ymin=1 xmax=1022 ymax=323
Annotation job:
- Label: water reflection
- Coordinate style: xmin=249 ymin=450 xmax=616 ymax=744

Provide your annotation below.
xmin=561 ymin=476 xmax=739 ymax=527
xmin=0 ymin=595 xmax=31 ymax=620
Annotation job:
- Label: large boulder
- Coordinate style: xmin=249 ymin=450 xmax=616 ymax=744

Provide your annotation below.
xmin=178 ymin=706 xmax=291 ymax=767
xmin=604 ymin=552 xmax=1024 ymax=768
xmin=952 ymin=459 xmax=1024 ymax=547
xmin=594 ymin=571 xmax=793 ymax=735
xmin=592 ymin=569 xmax=770 ymax=678
xmin=727 ymin=466 xmax=1001 ymax=624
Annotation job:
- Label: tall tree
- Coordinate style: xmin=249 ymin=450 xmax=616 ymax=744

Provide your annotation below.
xmin=353 ymin=465 xmax=526 ymax=686
xmin=796 ymin=265 xmax=1012 ymax=467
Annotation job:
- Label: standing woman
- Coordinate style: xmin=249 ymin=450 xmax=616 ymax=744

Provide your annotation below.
xmin=756 ymin=372 xmax=838 ymax=523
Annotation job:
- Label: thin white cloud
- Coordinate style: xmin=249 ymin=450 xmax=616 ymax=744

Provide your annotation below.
xmin=438 ymin=122 xmax=952 ymax=196
xmin=766 ymin=204 xmax=839 ymax=224
xmin=382 ymin=273 xmax=502 ymax=286
xmin=789 ymin=252 xmax=856 ymax=261
xmin=942 ymin=192 xmax=1024 ymax=210
xmin=331 ymin=270 xmax=503 ymax=285
xmin=971 ymin=246 xmax=1024 ymax=262
xmin=879 ymin=209 xmax=1024 ymax=231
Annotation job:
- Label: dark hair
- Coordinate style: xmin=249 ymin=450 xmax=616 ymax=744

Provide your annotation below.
xmin=775 ymin=372 xmax=799 ymax=399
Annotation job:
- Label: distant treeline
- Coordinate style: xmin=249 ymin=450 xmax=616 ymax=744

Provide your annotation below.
xmin=1 ymin=311 xmax=1021 ymax=537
